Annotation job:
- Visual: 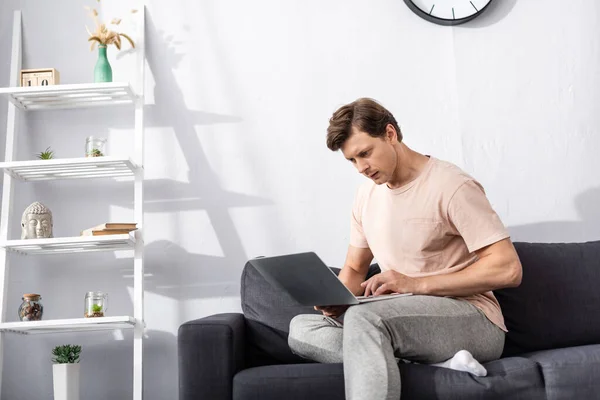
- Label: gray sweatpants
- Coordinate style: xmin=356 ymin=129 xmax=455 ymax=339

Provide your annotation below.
xmin=288 ymin=295 xmax=505 ymax=400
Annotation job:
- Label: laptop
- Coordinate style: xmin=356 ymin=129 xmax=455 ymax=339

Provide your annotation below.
xmin=248 ymin=252 xmax=412 ymax=306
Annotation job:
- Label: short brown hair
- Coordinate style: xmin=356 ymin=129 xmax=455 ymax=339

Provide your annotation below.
xmin=326 ymin=98 xmax=402 ymax=151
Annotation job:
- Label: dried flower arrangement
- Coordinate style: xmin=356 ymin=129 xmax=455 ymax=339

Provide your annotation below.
xmin=85 ymin=1 xmax=137 ymax=51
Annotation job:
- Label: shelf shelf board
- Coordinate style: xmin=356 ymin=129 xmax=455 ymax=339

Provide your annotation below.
xmin=0 ymin=156 xmax=139 ymax=181
xmin=0 ymin=316 xmax=136 ymax=334
xmin=0 ymin=82 xmax=139 ymax=110
xmin=0 ymin=233 xmax=136 ymax=255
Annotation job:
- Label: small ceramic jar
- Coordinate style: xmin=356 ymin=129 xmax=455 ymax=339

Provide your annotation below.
xmin=18 ymin=294 xmax=43 ymax=321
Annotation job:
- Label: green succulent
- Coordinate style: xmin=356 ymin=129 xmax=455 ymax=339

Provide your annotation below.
xmin=90 ymin=148 xmax=104 ymax=157
xmin=52 ymin=344 xmax=81 ymax=364
xmin=36 ymin=147 xmax=54 ymax=160
xmin=92 ymin=304 xmax=103 ymax=313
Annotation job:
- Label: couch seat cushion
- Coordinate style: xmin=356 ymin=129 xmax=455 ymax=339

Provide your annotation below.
xmin=233 ymin=357 xmax=545 ymax=400
xmin=233 ymin=363 xmax=345 ymax=400
xmin=520 ymin=344 xmax=600 ymax=400
xmin=400 ymin=357 xmax=545 ymax=400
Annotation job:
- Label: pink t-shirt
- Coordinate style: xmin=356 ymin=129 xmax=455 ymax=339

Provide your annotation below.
xmin=350 ymin=156 xmax=509 ymax=332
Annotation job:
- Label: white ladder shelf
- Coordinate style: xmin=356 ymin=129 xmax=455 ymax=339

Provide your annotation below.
xmin=0 ymin=5 xmax=146 ymax=400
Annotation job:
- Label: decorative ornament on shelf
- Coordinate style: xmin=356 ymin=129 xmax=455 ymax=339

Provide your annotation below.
xmin=21 ymin=201 xmax=53 ymax=239
xmin=52 ymin=344 xmax=81 ymax=400
xmin=85 ymin=136 xmax=106 ymax=157
xmin=36 ymin=146 xmax=54 ymax=160
xmin=20 ymin=68 xmax=60 ymax=87
xmin=85 ymin=2 xmax=137 ymax=83
xmin=84 ymin=291 xmax=108 ymax=318
xmin=18 ymin=293 xmax=43 ymax=321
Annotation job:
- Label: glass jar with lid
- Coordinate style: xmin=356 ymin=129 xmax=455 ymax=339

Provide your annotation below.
xmin=84 ymin=291 xmax=108 ymax=318
xmin=85 ymin=136 xmax=107 ymax=157
xmin=18 ymin=293 xmax=43 ymax=321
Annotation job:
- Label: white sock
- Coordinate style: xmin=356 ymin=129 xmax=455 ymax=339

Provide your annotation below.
xmin=432 ymin=350 xmax=487 ymax=377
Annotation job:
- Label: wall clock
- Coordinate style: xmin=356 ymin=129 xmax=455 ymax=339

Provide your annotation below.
xmin=404 ymin=0 xmax=494 ymax=26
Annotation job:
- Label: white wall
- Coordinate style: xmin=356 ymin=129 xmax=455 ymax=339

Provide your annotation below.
xmin=0 ymin=0 xmax=599 ymax=398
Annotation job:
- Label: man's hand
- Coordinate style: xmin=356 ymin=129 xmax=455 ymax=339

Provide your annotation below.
xmin=361 ymin=270 xmax=419 ymax=297
xmin=314 ymin=305 xmax=349 ymax=318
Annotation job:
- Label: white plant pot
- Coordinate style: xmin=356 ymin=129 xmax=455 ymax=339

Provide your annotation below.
xmin=52 ymin=363 xmax=80 ymax=400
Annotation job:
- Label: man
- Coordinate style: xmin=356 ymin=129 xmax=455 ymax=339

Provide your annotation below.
xmin=288 ymin=98 xmax=522 ymax=400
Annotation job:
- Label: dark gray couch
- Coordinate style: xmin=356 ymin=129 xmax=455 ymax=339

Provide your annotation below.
xmin=178 ymin=241 xmax=600 ymax=399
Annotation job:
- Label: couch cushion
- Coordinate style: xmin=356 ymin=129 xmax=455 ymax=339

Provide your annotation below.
xmin=233 ymin=358 xmax=545 ymax=400
xmin=233 ymin=363 xmax=345 ymax=400
xmin=240 ymin=260 xmax=381 ymax=365
xmin=400 ymin=357 xmax=545 ymax=400
xmin=520 ymin=344 xmax=600 ymax=400
xmin=494 ymin=241 xmax=600 ymax=356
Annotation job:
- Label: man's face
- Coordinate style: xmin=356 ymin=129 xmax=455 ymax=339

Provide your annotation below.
xmin=340 ymin=127 xmax=397 ymax=185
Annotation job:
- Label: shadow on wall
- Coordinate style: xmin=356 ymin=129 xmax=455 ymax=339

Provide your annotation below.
xmin=458 ymin=0 xmax=519 ymax=29
xmin=136 ymin=240 xmax=241 ymax=300
xmin=130 ymin=10 xmax=273 ymax=290
xmin=508 ymin=186 xmax=600 ymax=243
xmin=79 ymin=329 xmax=176 ymax=400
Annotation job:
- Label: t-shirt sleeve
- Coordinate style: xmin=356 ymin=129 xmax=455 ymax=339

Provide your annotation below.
xmin=349 ymin=186 xmax=369 ymax=249
xmin=447 ymin=180 xmax=510 ymax=253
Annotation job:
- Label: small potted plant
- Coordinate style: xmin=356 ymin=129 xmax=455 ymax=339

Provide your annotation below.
xmin=90 ymin=304 xmax=103 ymax=317
xmin=36 ymin=147 xmax=54 ymax=160
xmin=84 ymin=291 xmax=107 ymax=317
xmin=52 ymin=344 xmax=81 ymax=400
xmin=85 ymin=136 xmax=106 ymax=157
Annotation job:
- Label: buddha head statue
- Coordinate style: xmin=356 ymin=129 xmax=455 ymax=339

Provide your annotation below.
xmin=21 ymin=202 xmax=53 ymax=239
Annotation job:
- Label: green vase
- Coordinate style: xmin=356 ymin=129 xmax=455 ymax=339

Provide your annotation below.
xmin=94 ymin=45 xmax=112 ymax=83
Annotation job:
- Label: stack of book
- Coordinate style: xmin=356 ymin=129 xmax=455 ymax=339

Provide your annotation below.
xmin=80 ymin=223 xmax=137 ymax=236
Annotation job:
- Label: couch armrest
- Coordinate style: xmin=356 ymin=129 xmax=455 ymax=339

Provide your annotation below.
xmin=178 ymin=313 xmax=246 ymax=400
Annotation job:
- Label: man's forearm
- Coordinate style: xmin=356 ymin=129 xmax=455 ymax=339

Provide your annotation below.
xmin=338 ymin=264 xmax=368 ymax=296
xmin=417 ymin=249 xmax=522 ymax=297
